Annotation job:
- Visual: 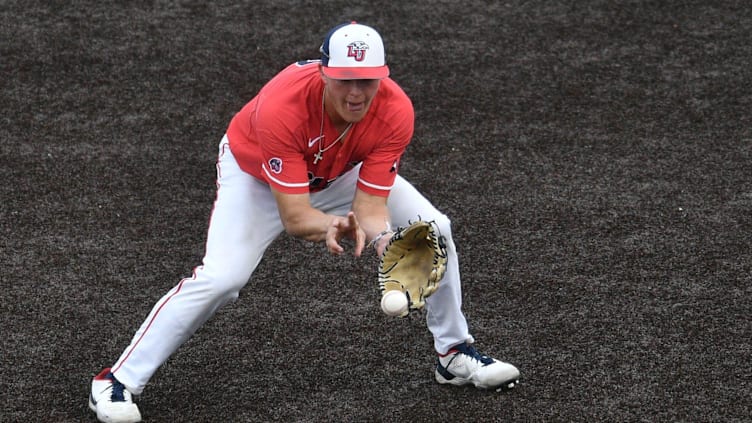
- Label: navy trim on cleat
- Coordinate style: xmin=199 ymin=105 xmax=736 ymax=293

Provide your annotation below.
xmin=435 ymin=343 xmax=520 ymax=391
xmin=89 ymin=368 xmax=141 ymax=423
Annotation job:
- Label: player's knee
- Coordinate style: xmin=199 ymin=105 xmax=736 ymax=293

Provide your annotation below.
xmin=202 ymin=266 xmax=252 ymax=300
xmin=432 ymin=213 xmax=452 ymax=238
xmin=430 ymin=214 xmax=458 ymax=254
xmin=218 ymin=275 xmax=250 ymax=297
xmin=213 ymin=282 xmax=242 ymax=302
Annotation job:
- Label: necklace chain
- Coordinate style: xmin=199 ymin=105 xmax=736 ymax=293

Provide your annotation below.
xmin=314 ymin=90 xmax=353 ymax=164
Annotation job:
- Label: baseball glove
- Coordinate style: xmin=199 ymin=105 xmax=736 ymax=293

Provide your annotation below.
xmin=378 ymin=220 xmax=448 ymax=317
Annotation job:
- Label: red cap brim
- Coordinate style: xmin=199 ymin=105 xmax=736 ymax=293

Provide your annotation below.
xmin=322 ymin=65 xmax=390 ymax=80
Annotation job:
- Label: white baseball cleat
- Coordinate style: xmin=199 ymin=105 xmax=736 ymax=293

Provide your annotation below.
xmin=89 ymin=368 xmax=142 ymax=423
xmin=435 ymin=343 xmax=520 ymax=391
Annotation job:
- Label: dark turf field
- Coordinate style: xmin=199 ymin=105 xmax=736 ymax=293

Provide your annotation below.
xmin=2 ymin=1 xmax=750 ymax=422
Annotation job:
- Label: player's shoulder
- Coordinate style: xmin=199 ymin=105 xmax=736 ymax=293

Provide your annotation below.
xmin=251 ymin=62 xmax=321 ymax=132
xmin=363 ymin=78 xmax=414 ymax=139
xmin=376 ymin=78 xmax=413 ymax=115
xmin=376 ymin=78 xmax=414 ymax=117
xmin=380 ymin=77 xmax=410 ymax=99
xmin=269 ymin=60 xmax=321 ymax=85
xmin=258 ymin=61 xmax=321 ymax=107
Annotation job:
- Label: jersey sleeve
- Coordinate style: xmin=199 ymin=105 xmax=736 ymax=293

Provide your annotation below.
xmin=255 ymin=98 xmax=311 ymax=194
xmin=357 ymin=93 xmax=415 ymax=197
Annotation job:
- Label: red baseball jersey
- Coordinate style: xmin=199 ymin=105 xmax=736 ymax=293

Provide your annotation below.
xmin=226 ymin=60 xmax=414 ymax=196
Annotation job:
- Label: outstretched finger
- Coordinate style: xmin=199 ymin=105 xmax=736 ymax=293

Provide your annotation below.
xmin=326 ymin=220 xmax=345 ymax=255
xmin=345 ymin=212 xmax=366 ymax=256
xmin=346 ymin=211 xmax=359 ymax=230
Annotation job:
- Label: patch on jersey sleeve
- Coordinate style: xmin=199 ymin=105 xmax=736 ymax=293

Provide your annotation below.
xmin=268 ymin=157 xmax=283 ymax=174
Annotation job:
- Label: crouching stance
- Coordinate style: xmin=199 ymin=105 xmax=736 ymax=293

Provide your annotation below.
xmin=89 ymin=22 xmax=519 ymax=423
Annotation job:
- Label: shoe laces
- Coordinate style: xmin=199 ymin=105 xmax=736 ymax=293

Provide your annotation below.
xmin=106 ymin=372 xmax=128 ymax=402
xmin=451 ymin=343 xmax=494 ymax=366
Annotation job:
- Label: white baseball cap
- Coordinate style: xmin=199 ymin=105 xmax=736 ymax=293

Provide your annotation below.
xmin=320 ymin=21 xmax=390 ymax=80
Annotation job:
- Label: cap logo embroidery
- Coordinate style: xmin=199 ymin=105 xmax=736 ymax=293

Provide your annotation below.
xmin=346 ymin=41 xmax=369 ymax=62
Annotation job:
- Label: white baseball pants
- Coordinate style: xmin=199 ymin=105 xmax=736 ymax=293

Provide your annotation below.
xmin=111 ymin=135 xmax=473 ymax=394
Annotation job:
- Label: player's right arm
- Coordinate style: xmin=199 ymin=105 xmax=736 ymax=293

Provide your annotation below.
xmin=272 ymin=189 xmax=366 ymax=256
xmin=272 ymin=189 xmax=332 ymax=241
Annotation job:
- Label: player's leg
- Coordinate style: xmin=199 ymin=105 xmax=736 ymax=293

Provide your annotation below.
xmin=111 ymin=135 xmax=284 ymax=391
xmin=90 ymin=135 xmax=284 ymax=422
xmin=386 ymin=176 xmax=519 ymax=391
xmin=384 ymin=176 xmax=472 ymax=352
xmin=312 ymin=167 xmax=470 ymax=348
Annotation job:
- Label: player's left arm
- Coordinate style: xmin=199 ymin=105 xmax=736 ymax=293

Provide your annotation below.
xmin=351 ymin=188 xmax=392 ymax=255
xmin=352 ymin=79 xmax=413 ymax=255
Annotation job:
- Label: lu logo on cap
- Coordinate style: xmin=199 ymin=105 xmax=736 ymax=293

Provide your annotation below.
xmin=320 ymin=21 xmax=390 ymax=80
xmin=347 ymin=41 xmax=369 ymax=62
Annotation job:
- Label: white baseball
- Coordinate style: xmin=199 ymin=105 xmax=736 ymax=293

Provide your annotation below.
xmin=381 ymin=290 xmax=408 ymax=316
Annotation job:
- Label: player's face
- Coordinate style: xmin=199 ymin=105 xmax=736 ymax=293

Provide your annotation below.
xmin=323 ymin=77 xmax=381 ymax=124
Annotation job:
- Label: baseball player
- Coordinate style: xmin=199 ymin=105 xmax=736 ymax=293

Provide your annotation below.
xmin=89 ymin=22 xmax=520 ymax=423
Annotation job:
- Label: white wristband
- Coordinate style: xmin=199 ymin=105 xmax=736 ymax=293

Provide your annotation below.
xmin=368 ymin=229 xmax=393 ymax=250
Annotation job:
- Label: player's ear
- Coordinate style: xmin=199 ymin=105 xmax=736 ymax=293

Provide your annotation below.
xmin=318 ymin=65 xmax=328 ymax=83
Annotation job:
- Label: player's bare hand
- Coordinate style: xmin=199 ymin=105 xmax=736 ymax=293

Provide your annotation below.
xmin=326 ymin=211 xmax=366 ymax=257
